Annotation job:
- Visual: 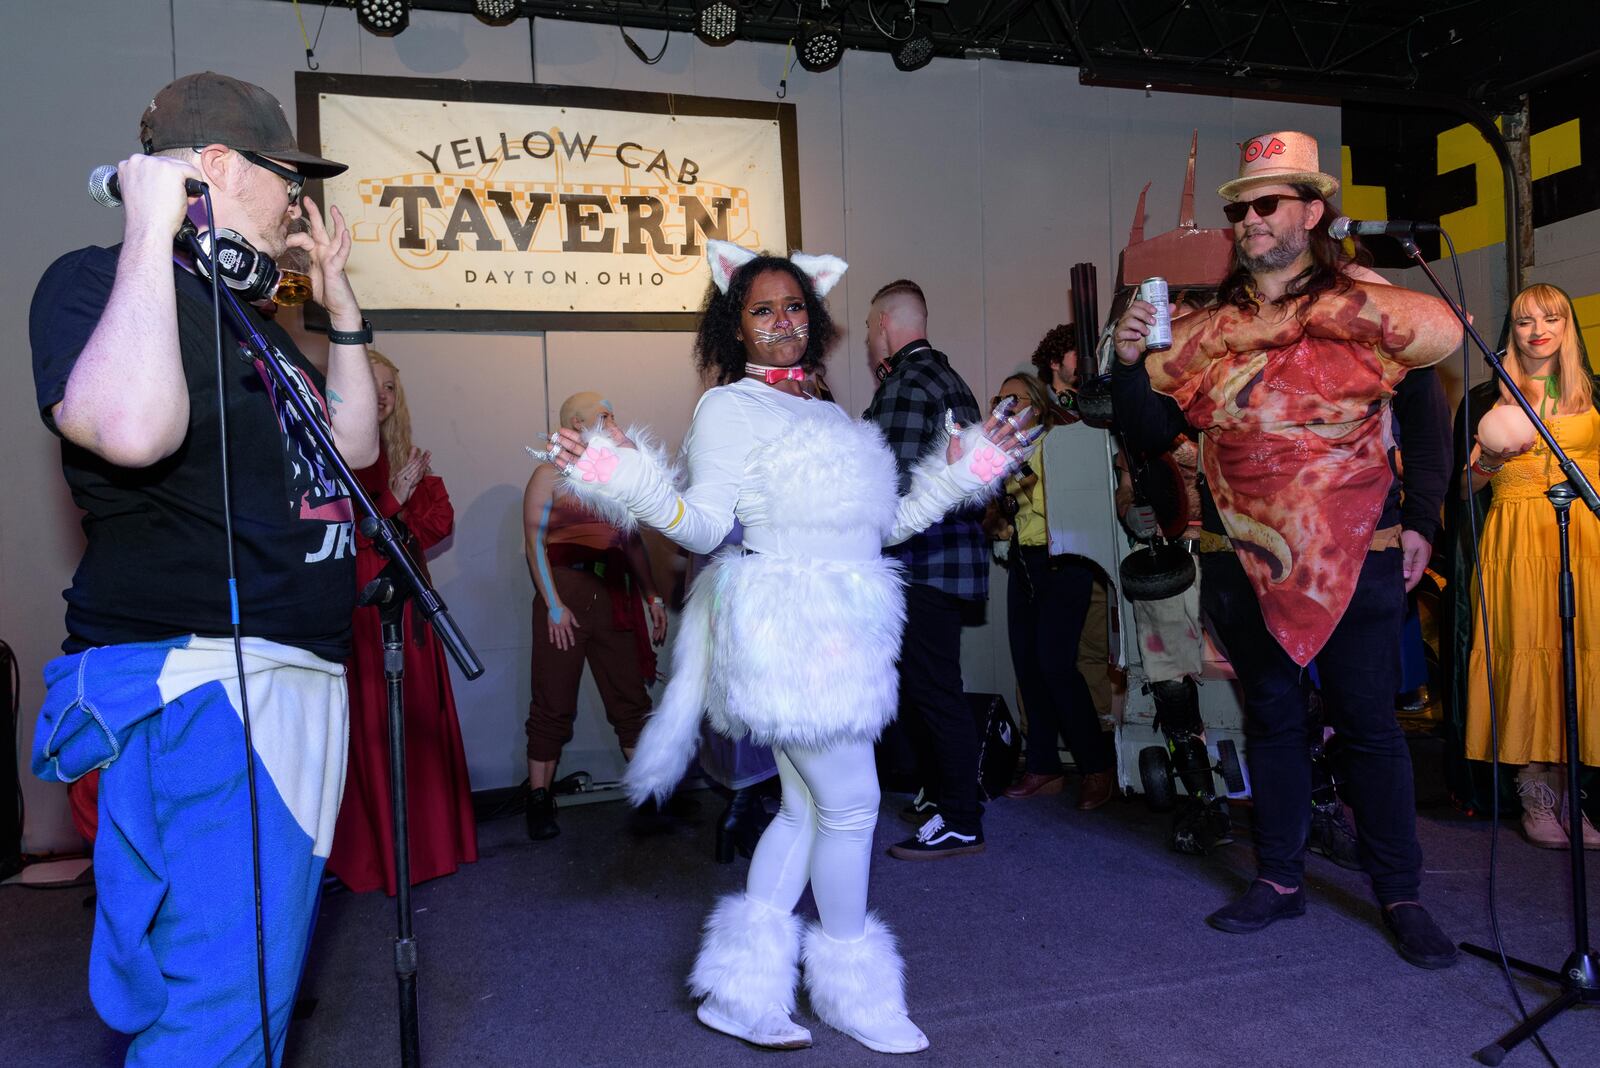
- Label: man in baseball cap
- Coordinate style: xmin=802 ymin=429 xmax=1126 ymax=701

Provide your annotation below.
xmin=29 ymin=71 xmax=375 ymax=1064
xmin=140 ymin=70 xmax=346 ymax=178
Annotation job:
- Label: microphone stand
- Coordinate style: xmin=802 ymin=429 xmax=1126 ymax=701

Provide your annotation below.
xmin=1396 ymin=234 xmax=1599 ymax=1064
xmin=182 ymin=226 xmax=484 ymax=1068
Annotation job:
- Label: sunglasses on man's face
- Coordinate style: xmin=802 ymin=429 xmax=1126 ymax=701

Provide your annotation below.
xmin=239 ymin=150 xmax=305 ymax=205
xmin=1223 ymin=193 xmax=1309 ymax=224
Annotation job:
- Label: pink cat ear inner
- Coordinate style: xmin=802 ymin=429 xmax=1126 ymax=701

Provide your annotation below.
xmin=789 ymin=252 xmax=848 ymax=298
xmin=707 ymin=239 xmax=762 ymax=294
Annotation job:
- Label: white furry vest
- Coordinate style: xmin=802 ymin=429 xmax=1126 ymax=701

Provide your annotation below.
xmin=696 ymin=408 xmax=907 ymax=748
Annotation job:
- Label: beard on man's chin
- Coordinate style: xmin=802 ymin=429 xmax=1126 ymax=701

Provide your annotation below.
xmin=1238 ymin=229 xmax=1309 ymax=274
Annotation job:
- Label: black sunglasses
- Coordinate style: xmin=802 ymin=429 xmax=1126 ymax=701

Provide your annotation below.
xmin=1223 ymin=193 xmax=1309 ymax=224
xmin=239 ymin=150 xmax=306 ymax=204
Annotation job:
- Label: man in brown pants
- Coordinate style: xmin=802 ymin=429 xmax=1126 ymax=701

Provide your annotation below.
xmin=522 ymin=392 xmax=668 ymax=838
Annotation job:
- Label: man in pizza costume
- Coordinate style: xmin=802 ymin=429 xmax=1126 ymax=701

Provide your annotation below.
xmin=1111 ymin=131 xmax=1464 ymax=969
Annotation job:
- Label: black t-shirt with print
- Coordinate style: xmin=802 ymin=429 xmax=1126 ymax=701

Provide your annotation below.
xmin=31 ymin=244 xmax=357 ymax=660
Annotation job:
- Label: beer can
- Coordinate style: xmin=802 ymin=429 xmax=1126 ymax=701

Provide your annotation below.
xmin=1139 ymin=276 xmax=1172 ymax=352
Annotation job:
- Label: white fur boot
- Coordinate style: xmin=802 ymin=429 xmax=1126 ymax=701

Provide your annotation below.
xmin=801 ymin=914 xmax=929 ymax=1054
xmin=689 ymin=895 xmax=812 ymax=1049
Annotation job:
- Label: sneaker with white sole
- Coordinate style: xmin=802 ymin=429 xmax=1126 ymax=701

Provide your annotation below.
xmin=888 ymin=814 xmax=985 ymax=860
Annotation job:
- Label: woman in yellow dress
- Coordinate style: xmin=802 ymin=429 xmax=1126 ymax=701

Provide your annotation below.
xmin=1464 ymin=283 xmax=1600 ymax=848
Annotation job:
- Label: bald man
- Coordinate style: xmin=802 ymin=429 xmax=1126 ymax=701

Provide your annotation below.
xmin=863 ymin=280 xmax=990 ymax=859
xmin=522 ymin=392 xmax=668 ymax=839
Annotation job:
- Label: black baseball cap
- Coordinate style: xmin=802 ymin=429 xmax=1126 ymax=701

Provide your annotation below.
xmin=139 ymin=71 xmax=346 ymax=179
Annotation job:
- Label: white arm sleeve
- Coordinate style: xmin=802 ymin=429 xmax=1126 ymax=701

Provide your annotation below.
xmin=886 ymin=422 xmax=1015 ymax=546
xmin=669 ymin=388 xmax=751 ymax=554
xmin=557 ymin=388 xmax=750 ymax=555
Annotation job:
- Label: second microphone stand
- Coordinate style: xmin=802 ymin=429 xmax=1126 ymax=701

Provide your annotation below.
xmin=1397 ymin=234 xmax=1599 ymax=1065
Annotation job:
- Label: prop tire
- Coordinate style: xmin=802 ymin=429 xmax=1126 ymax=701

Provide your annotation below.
xmin=1139 ymin=746 xmax=1175 ymax=812
xmin=1120 ymin=543 xmax=1197 ymax=602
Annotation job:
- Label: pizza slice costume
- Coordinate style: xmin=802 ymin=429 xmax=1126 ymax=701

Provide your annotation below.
xmin=1147 ymin=282 xmax=1462 ymax=664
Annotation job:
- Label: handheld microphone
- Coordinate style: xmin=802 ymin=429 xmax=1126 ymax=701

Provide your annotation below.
xmin=88 ymin=164 xmax=207 ymax=207
xmin=1329 ymin=216 xmax=1441 ymax=241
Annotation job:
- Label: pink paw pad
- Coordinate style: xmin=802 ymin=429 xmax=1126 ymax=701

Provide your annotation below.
xmin=577 ymin=446 xmax=619 ymax=483
xmin=970 ymin=446 xmax=1005 ymax=483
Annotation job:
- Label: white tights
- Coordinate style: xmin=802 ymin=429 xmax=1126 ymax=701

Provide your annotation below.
xmin=744 ymin=740 xmax=880 ymax=941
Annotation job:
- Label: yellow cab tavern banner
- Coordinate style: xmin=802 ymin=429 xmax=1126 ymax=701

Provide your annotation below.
xmin=295 ymin=72 xmax=801 ymax=331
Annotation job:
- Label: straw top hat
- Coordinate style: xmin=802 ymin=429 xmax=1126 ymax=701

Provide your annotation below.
xmin=1218 ymin=131 xmax=1338 ymax=201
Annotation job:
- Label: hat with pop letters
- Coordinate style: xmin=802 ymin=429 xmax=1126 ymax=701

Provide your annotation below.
xmin=1218 ymin=130 xmax=1337 ymax=201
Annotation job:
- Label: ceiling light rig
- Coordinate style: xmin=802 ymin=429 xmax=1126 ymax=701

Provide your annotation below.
xmin=797 ymin=17 xmax=844 ymax=73
xmin=891 ymin=11 xmax=933 ymax=72
xmin=355 ymin=0 xmax=410 ymax=37
xmin=473 ymin=0 xmax=520 ymax=26
xmin=695 ymin=0 xmax=742 ymax=46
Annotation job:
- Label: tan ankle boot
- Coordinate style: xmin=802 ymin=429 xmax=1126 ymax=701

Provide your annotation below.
xmin=1517 ymin=766 xmax=1568 ymax=849
xmin=1554 ymin=770 xmax=1600 ymax=850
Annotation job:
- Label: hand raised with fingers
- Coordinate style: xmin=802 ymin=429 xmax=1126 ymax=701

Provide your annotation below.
xmin=286 ymin=195 xmax=361 ymax=328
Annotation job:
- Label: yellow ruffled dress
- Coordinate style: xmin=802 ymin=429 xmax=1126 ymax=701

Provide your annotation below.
xmin=1466 ymin=405 xmax=1600 ymax=765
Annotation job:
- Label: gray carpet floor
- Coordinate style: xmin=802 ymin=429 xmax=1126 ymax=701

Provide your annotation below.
xmin=4 ymin=791 xmax=1599 ymax=1067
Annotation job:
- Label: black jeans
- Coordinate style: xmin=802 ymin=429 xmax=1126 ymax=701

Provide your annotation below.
xmin=898 ymin=584 xmax=983 ymax=831
xmin=1008 ymin=548 xmax=1115 ymax=777
xmin=1202 ymin=547 xmax=1423 ymax=904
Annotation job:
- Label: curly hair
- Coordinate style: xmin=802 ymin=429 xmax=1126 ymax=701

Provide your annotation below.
xmin=693 ymin=255 xmax=838 ymax=385
xmin=1029 ymin=323 xmax=1077 ymax=383
xmin=1214 ymin=183 xmax=1371 ymax=312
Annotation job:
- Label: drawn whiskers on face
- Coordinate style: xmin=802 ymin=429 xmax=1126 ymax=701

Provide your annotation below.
xmin=753 ymin=323 xmax=809 ymax=346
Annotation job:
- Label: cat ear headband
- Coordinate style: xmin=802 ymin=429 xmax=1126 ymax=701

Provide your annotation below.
xmin=706 ymin=238 xmax=847 ymax=298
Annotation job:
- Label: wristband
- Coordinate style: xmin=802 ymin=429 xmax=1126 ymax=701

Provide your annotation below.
xmin=327 ymin=317 xmax=373 ymax=346
xmin=1471 ymin=459 xmax=1503 ymax=479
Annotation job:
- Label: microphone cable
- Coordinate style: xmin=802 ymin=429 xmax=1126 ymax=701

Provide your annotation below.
xmin=195 ymin=190 xmax=276 ymax=1068
xmin=1449 ymin=227 xmax=1559 ymax=1068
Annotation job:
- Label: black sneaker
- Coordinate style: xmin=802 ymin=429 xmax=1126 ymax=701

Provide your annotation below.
xmin=898 ymin=788 xmax=940 ymax=825
xmin=1382 ymin=902 xmax=1458 ymax=969
xmin=888 ymin=815 xmax=985 ymax=860
xmin=1308 ymin=804 xmax=1363 ymax=871
xmin=1206 ymin=880 xmax=1306 ymax=933
xmin=525 ymin=787 xmax=559 ymax=841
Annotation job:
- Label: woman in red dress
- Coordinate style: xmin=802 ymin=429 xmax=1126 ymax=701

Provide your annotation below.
xmin=327 ymin=349 xmax=478 ymax=894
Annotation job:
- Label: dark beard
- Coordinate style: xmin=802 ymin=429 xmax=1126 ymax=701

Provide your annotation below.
xmin=1238 ymin=227 xmax=1309 ymax=274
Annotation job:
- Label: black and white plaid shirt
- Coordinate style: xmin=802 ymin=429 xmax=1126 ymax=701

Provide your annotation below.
xmin=864 ymin=341 xmax=988 ymax=601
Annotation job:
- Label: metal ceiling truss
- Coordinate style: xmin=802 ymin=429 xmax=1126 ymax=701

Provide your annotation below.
xmin=267 ymin=2 xmax=1596 ymax=106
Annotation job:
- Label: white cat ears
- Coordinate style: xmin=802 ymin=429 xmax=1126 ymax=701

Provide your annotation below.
xmin=706 ymin=238 xmax=847 ymax=298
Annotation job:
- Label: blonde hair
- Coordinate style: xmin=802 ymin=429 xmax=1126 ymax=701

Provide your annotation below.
xmin=1000 ymin=372 xmax=1068 ymax=429
xmin=368 ymin=348 xmax=415 ymax=473
xmin=1506 ymin=284 xmax=1594 ymax=416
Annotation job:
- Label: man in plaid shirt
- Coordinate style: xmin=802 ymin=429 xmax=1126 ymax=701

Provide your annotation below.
xmin=863 ymin=279 xmax=990 ymax=859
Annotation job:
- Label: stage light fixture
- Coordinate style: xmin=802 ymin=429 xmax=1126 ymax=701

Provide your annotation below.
xmin=695 ymin=0 xmax=741 ymax=45
xmin=892 ymin=23 xmax=934 ymax=72
xmin=356 ymin=0 xmax=409 ymax=37
xmin=797 ymin=21 xmax=844 ymax=73
xmin=473 ymin=0 xmax=520 ymax=25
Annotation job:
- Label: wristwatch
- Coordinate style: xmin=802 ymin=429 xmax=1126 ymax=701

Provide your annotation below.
xmin=327 ymin=317 xmax=373 ymax=346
